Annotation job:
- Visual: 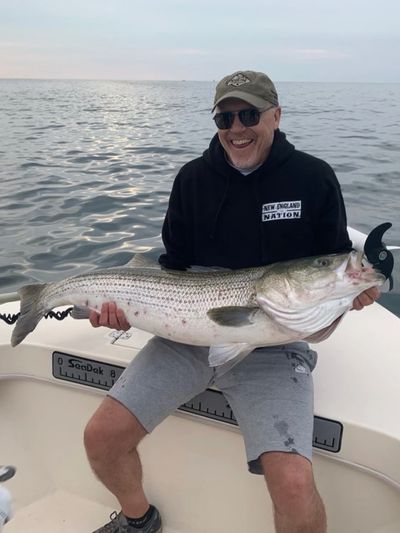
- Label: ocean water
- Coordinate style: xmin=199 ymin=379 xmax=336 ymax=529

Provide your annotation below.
xmin=0 ymin=79 xmax=399 ymax=316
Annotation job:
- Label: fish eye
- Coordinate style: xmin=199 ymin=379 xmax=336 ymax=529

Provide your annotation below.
xmin=315 ymin=258 xmax=331 ymax=267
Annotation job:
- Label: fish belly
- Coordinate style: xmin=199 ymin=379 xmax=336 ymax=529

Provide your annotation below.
xmin=119 ymin=301 xmax=301 ymax=349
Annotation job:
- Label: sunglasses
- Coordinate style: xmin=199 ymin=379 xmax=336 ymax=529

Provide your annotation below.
xmin=213 ymin=106 xmax=274 ymax=130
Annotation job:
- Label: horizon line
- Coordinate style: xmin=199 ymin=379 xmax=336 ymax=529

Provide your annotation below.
xmin=0 ymin=77 xmax=399 ymax=84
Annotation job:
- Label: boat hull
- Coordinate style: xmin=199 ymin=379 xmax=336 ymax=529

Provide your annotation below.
xmin=1 ymin=300 xmax=399 ymax=532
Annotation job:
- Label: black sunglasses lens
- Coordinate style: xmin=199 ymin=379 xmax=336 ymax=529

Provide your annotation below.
xmin=213 ymin=112 xmax=233 ymax=130
xmin=239 ymin=109 xmax=260 ymax=127
xmin=213 ymin=109 xmax=261 ymax=129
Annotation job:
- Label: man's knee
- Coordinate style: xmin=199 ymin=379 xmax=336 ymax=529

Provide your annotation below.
xmin=261 ymin=452 xmax=317 ymax=512
xmin=84 ymin=396 xmax=147 ymax=460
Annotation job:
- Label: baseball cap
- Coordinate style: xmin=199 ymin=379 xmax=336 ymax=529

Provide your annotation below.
xmin=213 ymin=70 xmax=279 ymax=111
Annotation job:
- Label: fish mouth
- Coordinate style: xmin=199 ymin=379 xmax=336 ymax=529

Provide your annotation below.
xmin=342 ymin=251 xmax=385 ymax=284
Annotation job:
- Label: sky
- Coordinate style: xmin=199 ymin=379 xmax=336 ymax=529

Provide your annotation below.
xmin=1 ymin=0 xmax=399 ymax=82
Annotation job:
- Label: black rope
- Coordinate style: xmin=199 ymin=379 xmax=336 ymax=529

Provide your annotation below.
xmin=0 ymin=313 xmax=19 ymax=325
xmin=44 ymin=308 xmax=73 ymax=321
xmin=0 ymin=307 xmax=73 ymax=325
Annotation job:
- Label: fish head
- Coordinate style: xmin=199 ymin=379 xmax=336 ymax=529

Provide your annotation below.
xmin=255 ymin=251 xmax=386 ymax=333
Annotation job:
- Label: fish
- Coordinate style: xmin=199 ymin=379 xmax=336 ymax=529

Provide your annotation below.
xmin=10 ymin=251 xmax=384 ymax=371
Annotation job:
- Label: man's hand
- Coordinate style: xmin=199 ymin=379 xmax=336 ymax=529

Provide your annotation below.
xmin=89 ymin=302 xmax=131 ymax=331
xmin=351 ymin=286 xmax=381 ymax=311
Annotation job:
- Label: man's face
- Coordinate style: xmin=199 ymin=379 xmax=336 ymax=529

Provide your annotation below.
xmin=215 ymin=98 xmax=281 ymax=170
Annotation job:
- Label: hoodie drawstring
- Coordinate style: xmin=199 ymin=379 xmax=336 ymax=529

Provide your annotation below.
xmin=209 ymin=176 xmax=231 ymax=240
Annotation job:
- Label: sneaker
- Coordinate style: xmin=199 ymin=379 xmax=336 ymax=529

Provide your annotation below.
xmin=92 ymin=508 xmax=162 ymax=533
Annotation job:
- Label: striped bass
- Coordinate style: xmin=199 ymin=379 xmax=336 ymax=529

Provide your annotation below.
xmin=10 ymin=251 xmax=384 ymax=370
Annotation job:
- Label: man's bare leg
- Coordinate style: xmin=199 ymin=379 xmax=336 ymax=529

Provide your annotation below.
xmin=84 ymin=396 xmax=149 ymax=517
xmin=261 ymin=452 xmax=327 ymax=533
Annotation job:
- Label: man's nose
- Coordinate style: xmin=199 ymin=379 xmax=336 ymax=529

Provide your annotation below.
xmin=230 ymin=113 xmax=246 ymax=131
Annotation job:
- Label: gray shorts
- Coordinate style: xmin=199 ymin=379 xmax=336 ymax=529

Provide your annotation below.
xmin=109 ymin=337 xmax=318 ymax=475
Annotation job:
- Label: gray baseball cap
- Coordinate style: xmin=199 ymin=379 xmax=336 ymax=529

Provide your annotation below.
xmin=213 ymin=70 xmax=279 ymax=111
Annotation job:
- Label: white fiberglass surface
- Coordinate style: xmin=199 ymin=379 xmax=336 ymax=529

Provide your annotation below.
xmin=0 ymin=378 xmax=399 ymax=533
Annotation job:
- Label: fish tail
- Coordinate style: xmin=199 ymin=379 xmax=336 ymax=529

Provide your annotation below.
xmin=11 ymin=284 xmax=48 ymax=347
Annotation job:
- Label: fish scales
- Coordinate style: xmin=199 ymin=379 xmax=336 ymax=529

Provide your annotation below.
xmin=10 ymin=252 xmax=385 ymax=372
xmin=47 ymin=266 xmax=264 ymax=317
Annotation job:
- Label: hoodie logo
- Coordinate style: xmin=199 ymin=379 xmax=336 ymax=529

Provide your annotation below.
xmin=262 ymin=201 xmax=302 ymax=222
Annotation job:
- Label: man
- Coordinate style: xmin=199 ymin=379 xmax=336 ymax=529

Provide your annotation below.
xmin=85 ymin=70 xmax=380 ymax=533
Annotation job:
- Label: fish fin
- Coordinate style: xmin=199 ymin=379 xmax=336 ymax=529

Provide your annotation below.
xmin=11 ymin=284 xmax=48 ymax=347
xmin=207 ymin=306 xmax=260 ymax=327
xmin=125 ymin=254 xmax=161 ymax=269
xmin=71 ymin=305 xmax=91 ymax=319
xmin=209 ymin=343 xmax=255 ymax=373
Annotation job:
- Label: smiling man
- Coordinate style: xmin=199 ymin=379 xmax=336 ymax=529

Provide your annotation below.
xmin=213 ymin=72 xmax=281 ymax=171
xmin=85 ymin=70 xmax=380 ymax=533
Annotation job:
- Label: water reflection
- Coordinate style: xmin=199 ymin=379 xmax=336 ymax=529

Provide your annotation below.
xmin=0 ymin=80 xmax=399 ymax=316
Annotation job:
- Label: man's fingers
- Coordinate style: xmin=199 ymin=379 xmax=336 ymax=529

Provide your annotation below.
xmin=103 ymin=302 xmax=123 ymax=330
xmin=352 ymin=286 xmax=381 ymax=311
xmin=98 ymin=303 xmax=111 ymax=327
xmin=352 ymin=297 xmax=363 ymax=311
xmin=89 ymin=310 xmax=101 ymax=327
xmin=367 ymin=286 xmax=381 ymax=300
xmin=106 ymin=302 xmax=119 ymax=329
xmin=88 ymin=302 xmax=130 ymax=330
xmin=358 ymin=292 xmax=374 ymax=307
xmin=116 ymin=308 xmax=131 ymax=331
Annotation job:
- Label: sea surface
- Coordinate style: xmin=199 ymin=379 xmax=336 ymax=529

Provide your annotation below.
xmin=0 ymin=80 xmax=399 ymax=316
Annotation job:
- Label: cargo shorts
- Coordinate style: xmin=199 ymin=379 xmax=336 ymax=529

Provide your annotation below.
xmin=109 ymin=336 xmax=318 ymax=475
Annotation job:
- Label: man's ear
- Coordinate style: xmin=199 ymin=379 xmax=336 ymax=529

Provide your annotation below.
xmin=274 ymin=106 xmax=282 ymax=128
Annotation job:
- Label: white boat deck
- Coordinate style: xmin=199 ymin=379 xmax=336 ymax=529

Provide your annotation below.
xmin=1 ymin=299 xmax=400 ymax=532
xmin=5 ymin=491 xmax=114 ymax=533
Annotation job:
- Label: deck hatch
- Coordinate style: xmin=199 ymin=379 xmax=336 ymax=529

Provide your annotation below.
xmin=52 ymin=352 xmax=343 ymax=452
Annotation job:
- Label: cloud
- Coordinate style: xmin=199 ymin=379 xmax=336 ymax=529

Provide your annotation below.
xmin=291 ymin=48 xmax=351 ymax=60
xmin=140 ymin=48 xmax=207 ymax=57
xmin=0 ymin=0 xmax=399 ymax=81
xmin=0 ymin=41 xmax=34 ymax=48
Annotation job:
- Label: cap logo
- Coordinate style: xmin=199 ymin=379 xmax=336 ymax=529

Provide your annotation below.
xmin=226 ymin=73 xmax=251 ymax=87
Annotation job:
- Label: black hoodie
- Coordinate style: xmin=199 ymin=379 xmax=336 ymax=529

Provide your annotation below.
xmin=159 ymin=129 xmax=352 ymax=270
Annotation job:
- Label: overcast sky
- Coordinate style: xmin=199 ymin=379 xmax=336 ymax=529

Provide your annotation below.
xmin=1 ymin=0 xmax=399 ymax=82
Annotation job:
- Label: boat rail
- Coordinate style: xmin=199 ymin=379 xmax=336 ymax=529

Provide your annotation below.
xmin=0 ymin=293 xmax=19 ymax=305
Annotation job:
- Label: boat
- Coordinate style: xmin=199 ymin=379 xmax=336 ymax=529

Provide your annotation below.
xmin=0 ymin=226 xmax=399 ymax=532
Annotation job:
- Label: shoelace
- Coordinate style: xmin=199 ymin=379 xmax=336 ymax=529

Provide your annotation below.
xmin=100 ymin=511 xmax=127 ymax=533
xmin=99 ymin=509 xmax=159 ymax=533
